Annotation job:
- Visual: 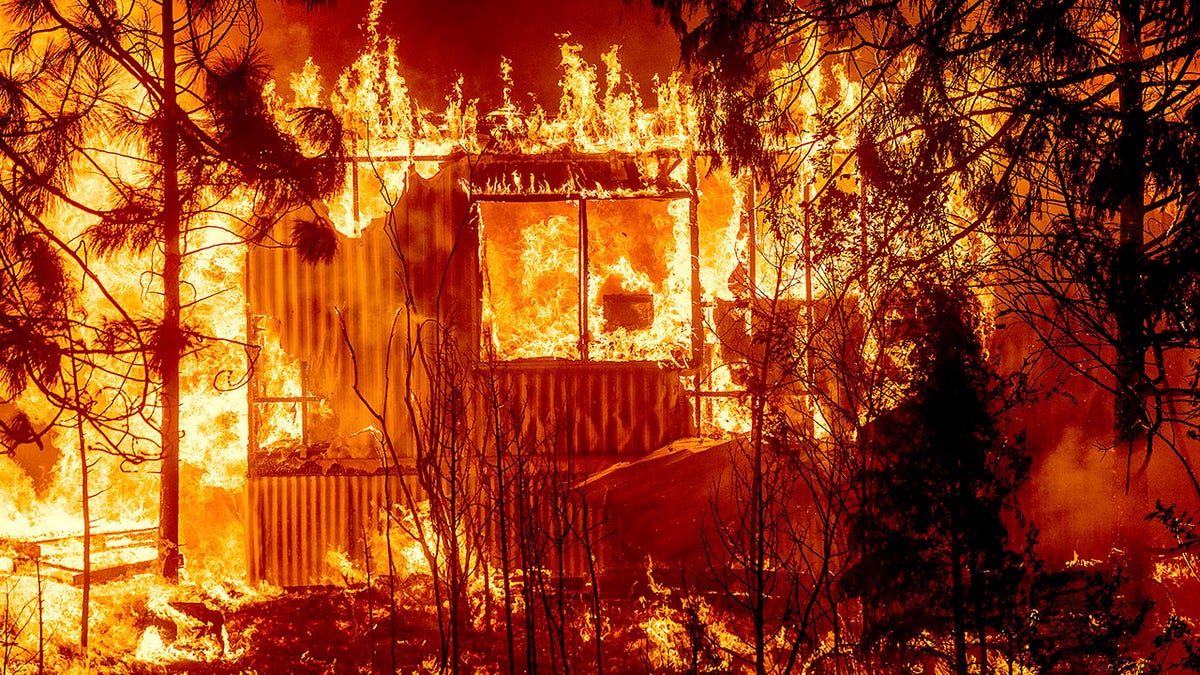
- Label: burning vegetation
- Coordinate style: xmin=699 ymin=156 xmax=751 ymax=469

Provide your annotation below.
xmin=3 ymin=0 xmax=1200 ymax=672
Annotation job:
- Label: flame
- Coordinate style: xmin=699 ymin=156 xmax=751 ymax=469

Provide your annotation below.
xmin=481 ymin=204 xmax=581 ymax=359
xmin=268 ymin=27 xmax=746 ymax=437
xmin=0 ymin=0 xmax=933 ymax=668
xmin=0 ymin=13 xmax=271 ymax=660
xmin=0 ymin=5 xmax=824 ymax=637
xmin=0 ymin=207 xmax=250 ymax=559
xmin=628 ymin=561 xmax=747 ymax=670
xmin=585 ymin=199 xmax=692 ymax=362
xmin=249 ymin=316 xmax=306 ymax=452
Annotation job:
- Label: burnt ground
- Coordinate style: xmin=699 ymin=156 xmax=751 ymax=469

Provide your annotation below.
xmin=118 ymin=584 xmax=494 ymax=674
xmin=105 ymin=574 xmax=722 ymax=674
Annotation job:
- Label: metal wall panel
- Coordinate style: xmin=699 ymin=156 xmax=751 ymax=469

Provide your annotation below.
xmin=247 ymin=474 xmax=421 ymax=587
xmin=247 ymin=159 xmax=476 ymax=459
xmin=492 ymin=362 xmax=693 ymax=456
xmin=245 ymin=160 xmax=698 ymax=586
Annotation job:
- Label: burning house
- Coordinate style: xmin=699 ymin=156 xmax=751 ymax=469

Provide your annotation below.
xmin=243 ymin=143 xmax=765 ymax=584
xmin=9 ymin=0 xmax=1195 ymax=669
xmin=0 ymin=8 xmax=853 ymax=601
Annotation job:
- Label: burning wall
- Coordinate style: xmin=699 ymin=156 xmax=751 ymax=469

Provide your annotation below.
xmin=242 ymin=152 xmax=712 ymax=583
xmin=247 ymin=159 xmax=472 ymax=472
xmin=246 ymin=152 xmax=720 ymax=472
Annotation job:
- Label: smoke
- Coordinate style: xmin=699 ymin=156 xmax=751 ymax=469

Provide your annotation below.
xmin=1016 ymin=354 xmax=1200 ymax=564
xmin=1027 ymin=423 xmax=1119 ymax=562
xmin=257 ymin=1 xmax=317 ymax=85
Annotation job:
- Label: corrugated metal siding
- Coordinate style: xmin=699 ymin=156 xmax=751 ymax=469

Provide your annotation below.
xmin=244 ymin=159 xmax=699 ymax=585
xmin=492 ymin=495 xmax=598 ymax=580
xmin=247 ymin=159 xmax=476 ymax=459
xmin=492 ymin=362 xmax=693 ymax=455
xmin=247 ymin=474 xmax=422 ymax=587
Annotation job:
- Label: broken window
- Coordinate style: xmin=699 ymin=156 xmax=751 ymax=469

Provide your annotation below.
xmin=479 ymin=197 xmax=691 ymax=363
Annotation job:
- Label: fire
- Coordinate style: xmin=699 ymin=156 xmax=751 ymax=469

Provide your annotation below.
xmin=628 ymin=561 xmax=747 ymax=671
xmin=2 ymin=9 xmax=759 ymax=628
xmin=8 ymin=0 xmax=1194 ymax=669
xmin=479 ymin=196 xmax=696 ymax=364
xmin=0 ymin=0 xmax=882 ymax=668
xmin=482 ymin=204 xmax=582 ymax=360
xmin=585 ymin=199 xmax=692 ymax=363
xmin=0 ymin=0 xmax=304 ymax=660
xmin=248 ymin=317 xmax=306 ymax=452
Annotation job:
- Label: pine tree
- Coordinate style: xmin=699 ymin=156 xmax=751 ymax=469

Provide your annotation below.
xmin=844 ymin=284 xmax=1030 ymax=674
xmin=0 ymin=0 xmax=344 ymax=578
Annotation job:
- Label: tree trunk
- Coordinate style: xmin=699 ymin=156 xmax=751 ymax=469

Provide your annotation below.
xmin=1114 ymin=0 xmax=1146 ymax=437
xmin=490 ymin=378 xmax=517 ymax=674
xmin=949 ymin=524 xmax=968 ymax=675
xmin=1111 ymin=1 xmax=1157 ymax=623
xmin=159 ymin=0 xmax=183 ymax=582
xmin=76 ymin=383 xmax=90 ymax=653
xmin=68 ymin=330 xmax=90 ymax=654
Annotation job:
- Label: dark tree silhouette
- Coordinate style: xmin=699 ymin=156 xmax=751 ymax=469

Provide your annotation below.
xmin=0 ymin=0 xmax=345 ymax=579
xmin=649 ymin=0 xmax=1200 ymax=647
xmin=844 ymin=284 xmax=1030 ymax=675
xmin=647 ymin=0 xmax=1200 ymax=481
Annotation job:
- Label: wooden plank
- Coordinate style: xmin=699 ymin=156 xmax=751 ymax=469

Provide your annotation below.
xmin=72 ymin=558 xmax=158 ymax=587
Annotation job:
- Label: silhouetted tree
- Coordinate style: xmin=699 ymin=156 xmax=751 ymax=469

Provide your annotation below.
xmin=648 ymin=0 xmax=1200 ymax=484
xmin=0 ymin=0 xmax=345 ymax=579
xmin=651 ymin=0 xmax=1200 ymax=652
xmin=844 ymin=283 xmax=1030 ymax=675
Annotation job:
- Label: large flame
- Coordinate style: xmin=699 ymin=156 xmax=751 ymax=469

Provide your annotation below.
xmin=0 ymin=2 xmax=913 ymax=669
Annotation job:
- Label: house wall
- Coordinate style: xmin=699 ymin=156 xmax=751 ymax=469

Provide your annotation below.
xmin=246 ymin=158 xmax=475 ymax=465
xmin=489 ymin=361 xmax=693 ymax=456
xmin=245 ymin=156 xmax=700 ymax=586
xmin=246 ymin=473 xmax=422 ymax=586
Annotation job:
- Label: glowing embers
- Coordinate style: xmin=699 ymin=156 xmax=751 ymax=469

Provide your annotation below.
xmin=480 ymin=198 xmax=691 ymax=362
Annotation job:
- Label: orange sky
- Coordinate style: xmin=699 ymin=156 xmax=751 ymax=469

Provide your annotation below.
xmin=259 ymin=0 xmax=683 ymax=109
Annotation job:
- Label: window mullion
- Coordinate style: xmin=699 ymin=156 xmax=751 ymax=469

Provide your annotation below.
xmin=578 ymin=197 xmax=590 ymax=362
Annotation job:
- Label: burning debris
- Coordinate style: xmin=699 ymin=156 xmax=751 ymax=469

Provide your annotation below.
xmin=0 ymin=529 xmax=158 ymax=588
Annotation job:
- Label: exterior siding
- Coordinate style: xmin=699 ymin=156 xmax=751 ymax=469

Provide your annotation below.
xmin=491 ymin=361 xmax=692 ymax=456
xmin=247 ymin=159 xmax=475 ymax=459
xmin=245 ymin=158 xmax=697 ymax=586
xmin=247 ymin=474 xmax=421 ymax=587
